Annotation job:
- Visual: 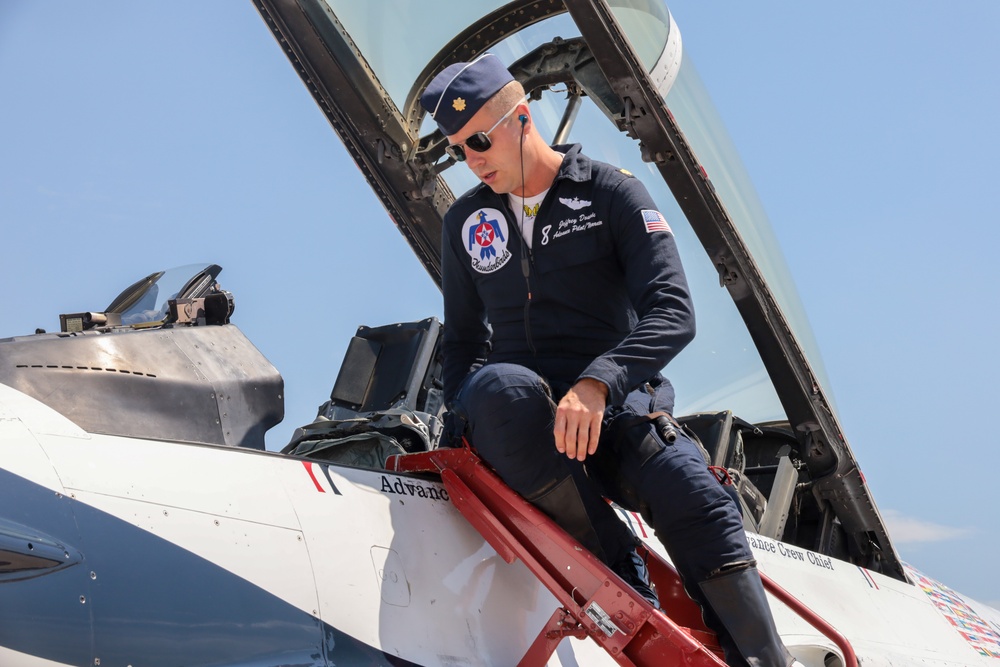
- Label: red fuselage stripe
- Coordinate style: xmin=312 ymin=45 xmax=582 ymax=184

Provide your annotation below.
xmin=303 ymin=461 xmax=326 ymax=493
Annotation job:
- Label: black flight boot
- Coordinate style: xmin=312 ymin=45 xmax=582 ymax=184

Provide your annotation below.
xmin=529 ymin=475 xmax=659 ymax=608
xmin=698 ymin=564 xmax=796 ymax=667
xmin=529 ymin=475 xmax=610 ymax=562
xmin=610 ymin=546 xmax=660 ymax=609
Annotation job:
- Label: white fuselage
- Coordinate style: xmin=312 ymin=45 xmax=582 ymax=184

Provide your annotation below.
xmin=1 ymin=382 xmax=998 ymax=666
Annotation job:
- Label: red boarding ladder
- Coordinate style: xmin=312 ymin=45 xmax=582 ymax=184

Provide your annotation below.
xmin=388 ymin=445 xmax=860 ymax=667
xmin=388 ymin=445 xmax=726 ymax=666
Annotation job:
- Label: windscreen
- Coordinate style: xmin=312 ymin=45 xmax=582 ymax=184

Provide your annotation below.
xmin=110 ymin=263 xmax=217 ymax=326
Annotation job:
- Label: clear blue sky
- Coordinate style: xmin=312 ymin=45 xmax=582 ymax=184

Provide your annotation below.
xmin=2 ymin=3 xmax=997 ymax=608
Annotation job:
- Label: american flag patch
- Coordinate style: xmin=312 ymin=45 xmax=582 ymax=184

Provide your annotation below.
xmin=641 ymin=209 xmax=671 ymax=234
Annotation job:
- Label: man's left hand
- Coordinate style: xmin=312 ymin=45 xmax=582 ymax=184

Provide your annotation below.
xmin=554 ymin=378 xmax=608 ymax=461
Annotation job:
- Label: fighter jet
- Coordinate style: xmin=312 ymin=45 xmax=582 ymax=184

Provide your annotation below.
xmin=2 ymin=1 xmax=998 ymax=665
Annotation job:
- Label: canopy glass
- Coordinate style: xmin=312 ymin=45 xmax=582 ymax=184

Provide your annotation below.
xmin=321 ymin=0 xmax=832 ymax=423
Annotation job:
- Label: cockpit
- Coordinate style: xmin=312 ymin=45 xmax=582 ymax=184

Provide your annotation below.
xmin=0 ymin=264 xmax=282 ymax=450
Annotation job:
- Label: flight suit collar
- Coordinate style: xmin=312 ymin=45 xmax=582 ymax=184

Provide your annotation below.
xmin=466 ymin=143 xmax=590 ymax=201
xmin=551 ymin=143 xmax=590 ymax=184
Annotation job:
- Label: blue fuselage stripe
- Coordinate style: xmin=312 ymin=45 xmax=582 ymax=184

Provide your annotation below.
xmin=0 ymin=468 xmax=422 ymax=666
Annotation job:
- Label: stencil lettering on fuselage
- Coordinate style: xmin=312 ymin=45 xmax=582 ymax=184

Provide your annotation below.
xmin=379 ymin=475 xmax=449 ymax=501
xmin=746 ymin=534 xmax=836 ymax=572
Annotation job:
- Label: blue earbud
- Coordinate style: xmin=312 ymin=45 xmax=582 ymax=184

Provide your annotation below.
xmin=519 ymin=114 xmax=528 ymax=125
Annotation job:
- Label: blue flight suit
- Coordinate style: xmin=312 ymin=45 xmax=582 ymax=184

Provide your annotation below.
xmin=441 ymin=144 xmax=692 ymax=409
xmin=441 ymin=144 xmax=763 ymax=661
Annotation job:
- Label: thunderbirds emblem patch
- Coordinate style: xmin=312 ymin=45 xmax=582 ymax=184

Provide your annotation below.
xmin=641 ymin=209 xmax=671 ymax=234
xmin=463 ymin=208 xmax=511 ymax=273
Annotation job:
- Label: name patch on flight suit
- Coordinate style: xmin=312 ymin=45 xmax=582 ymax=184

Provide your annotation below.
xmin=537 ymin=197 xmax=605 ymax=248
xmin=547 ymin=211 xmax=604 ymax=244
xmin=462 ymin=208 xmax=512 ymax=273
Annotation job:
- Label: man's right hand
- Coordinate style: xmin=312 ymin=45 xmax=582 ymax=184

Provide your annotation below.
xmin=554 ymin=378 xmax=608 ymax=461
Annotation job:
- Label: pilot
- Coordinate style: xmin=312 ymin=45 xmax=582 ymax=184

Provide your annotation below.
xmin=421 ymin=53 xmax=799 ymax=667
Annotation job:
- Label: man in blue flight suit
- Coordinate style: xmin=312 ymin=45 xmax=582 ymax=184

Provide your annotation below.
xmin=421 ymin=53 xmax=799 ymax=667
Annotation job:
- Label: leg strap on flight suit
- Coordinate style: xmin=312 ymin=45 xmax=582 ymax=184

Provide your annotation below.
xmin=595 ymin=410 xmax=677 ymax=516
xmin=605 ymin=411 xmax=677 ymax=460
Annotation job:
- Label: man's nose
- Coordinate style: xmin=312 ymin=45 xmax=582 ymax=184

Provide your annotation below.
xmin=467 ymin=151 xmax=486 ymax=169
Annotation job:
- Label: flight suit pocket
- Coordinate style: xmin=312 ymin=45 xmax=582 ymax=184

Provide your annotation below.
xmin=533 ymin=220 xmax=612 ymax=275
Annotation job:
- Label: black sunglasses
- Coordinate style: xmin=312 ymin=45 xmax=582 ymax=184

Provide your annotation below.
xmin=445 ymin=101 xmax=522 ymax=162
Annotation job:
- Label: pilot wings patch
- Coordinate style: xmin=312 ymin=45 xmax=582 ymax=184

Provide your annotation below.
xmin=559 ymin=197 xmax=591 ymax=211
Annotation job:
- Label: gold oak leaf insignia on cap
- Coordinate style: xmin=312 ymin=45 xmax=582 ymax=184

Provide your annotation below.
xmin=452 ymin=97 xmax=467 ymax=112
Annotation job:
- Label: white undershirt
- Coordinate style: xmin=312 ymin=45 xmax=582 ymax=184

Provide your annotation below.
xmin=508 ymin=189 xmax=549 ymax=250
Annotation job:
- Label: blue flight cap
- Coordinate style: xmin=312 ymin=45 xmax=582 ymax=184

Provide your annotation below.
xmin=420 ymin=54 xmax=515 ymax=136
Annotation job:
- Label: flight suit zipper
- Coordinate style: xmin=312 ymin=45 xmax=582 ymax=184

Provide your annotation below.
xmin=495 ymin=190 xmax=537 ymax=357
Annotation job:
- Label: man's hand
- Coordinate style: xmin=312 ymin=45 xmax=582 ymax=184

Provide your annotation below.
xmin=554 ymin=378 xmax=608 ymax=461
